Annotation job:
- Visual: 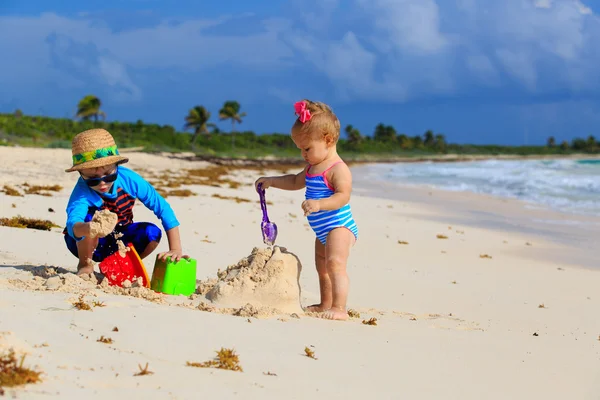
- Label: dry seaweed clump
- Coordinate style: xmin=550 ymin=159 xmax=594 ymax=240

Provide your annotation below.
xmin=1 ymin=185 xmax=22 ymax=197
xmin=0 ymin=216 xmax=59 ymax=231
xmin=347 ymin=309 xmax=361 ymax=319
xmin=23 ymin=184 xmax=62 ymax=196
xmin=362 ymin=317 xmax=378 ymax=326
xmin=158 ymin=189 xmax=195 ymax=198
xmin=134 ymin=363 xmax=154 ymax=376
xmin=72 ymin=295 xmax=91 ymax=311
xmin=150 ymin=165 xmax=243 ymax=192
xmin=304 ymin=347 xmax=317 ymax=359
xmin=211 ymin=193 xmax=251 ymax=203
xmin=186 ymin=348 xmax=243 ymax=372
xmin=0 ymin=349 xmax=42 ymax=388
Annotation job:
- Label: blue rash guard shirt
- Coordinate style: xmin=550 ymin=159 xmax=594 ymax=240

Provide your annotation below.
xmin=65 ymin=166 xmax=179 ymax=241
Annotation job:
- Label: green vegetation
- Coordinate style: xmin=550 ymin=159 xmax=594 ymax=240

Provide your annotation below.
xmin=1 ymin=96 xmax=598 ymax=159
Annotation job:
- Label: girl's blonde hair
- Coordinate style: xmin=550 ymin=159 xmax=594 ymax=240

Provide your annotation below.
xmin=291 ymin=99 xmax=341 ymax=144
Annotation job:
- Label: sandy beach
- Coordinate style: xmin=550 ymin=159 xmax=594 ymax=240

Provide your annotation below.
xmin=1 ymin=147 xmax=599 ymax=399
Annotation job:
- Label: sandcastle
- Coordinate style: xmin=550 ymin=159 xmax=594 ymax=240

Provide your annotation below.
xmin=199 ymin=246 xmax=303 ymax=314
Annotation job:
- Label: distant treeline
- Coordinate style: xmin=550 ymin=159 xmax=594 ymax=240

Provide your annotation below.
xmin=0 ymin=105 xmax=598 ymax=159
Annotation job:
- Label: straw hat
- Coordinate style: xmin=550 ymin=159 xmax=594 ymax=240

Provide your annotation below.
xmin=65 ymin=128 xmax=129 ymax=172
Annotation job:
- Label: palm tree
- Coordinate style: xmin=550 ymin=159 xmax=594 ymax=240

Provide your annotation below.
xmin=219 ymin=100 xmax=247 ymax=148
xmin=547 ymin=136 xmax=556 ymax=148
xmin=184 ymin=105 xmax=216 ymax=145
xmin=423 ymin=130 xmax=435 ymax=147
xmin=397 ymin=134 xmax=412 ymax=150
xmin=373 ymin=123 xmax=396 ymax=142
xmin=412 ymin=135 xmax=423 ymax=148
xmin=586 ymin=135 xmax=597 ymax=152
xmin=434 ymin=134 xmax=447 ymax=152
xmin=76 ymin=95 xmax=106 ymax=123
xmin=344 ymin=125 xmax=362 ymax=147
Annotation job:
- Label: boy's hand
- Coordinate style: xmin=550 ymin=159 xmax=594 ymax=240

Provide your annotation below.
xmin=157 ymin=249 xmax=189 ymax=263
xmin=255 ymin=177 xmax=273 ymax=191
xmin=301 ymin=199 xmax=320 ymax=216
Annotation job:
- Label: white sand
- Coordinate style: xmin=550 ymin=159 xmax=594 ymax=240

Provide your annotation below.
xmin=1 ymin=146 xmax=599 ymax=399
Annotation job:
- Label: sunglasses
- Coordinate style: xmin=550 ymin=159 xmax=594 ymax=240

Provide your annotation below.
xmin=81 ymin=168 xmax=118 ymax=187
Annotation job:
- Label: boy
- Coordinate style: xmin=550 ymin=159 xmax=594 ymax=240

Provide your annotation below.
xmin=63 ymin=128 xmax=187 ymax=276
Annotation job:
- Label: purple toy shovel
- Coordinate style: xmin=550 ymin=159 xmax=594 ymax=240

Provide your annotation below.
xmin=257 ymin=183 xmax=278 ymax=246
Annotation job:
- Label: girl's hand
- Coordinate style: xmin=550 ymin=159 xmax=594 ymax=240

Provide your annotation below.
xmin=157 ymin=249 xmax=189 ymax=263
xmin=301 ymin=199 xmax=321 ymax=216
xmin=255 ymin=177 xmax=273 ymax=191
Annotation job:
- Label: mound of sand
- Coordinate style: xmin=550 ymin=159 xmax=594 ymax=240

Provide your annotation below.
xmin=200 ymin=246 xmax=303 ymax=314
xmin=2 ymin=246 xmax=304 ymax=318
xmin=5 ymin=265 xmax=164 ymax=303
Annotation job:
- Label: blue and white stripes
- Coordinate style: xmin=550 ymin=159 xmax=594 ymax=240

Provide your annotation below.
xmin=305 ymin=169 xmax=358 ymax=245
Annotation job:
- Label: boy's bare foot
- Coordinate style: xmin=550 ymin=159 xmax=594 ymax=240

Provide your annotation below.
xmin=76 ymin=259 xmax=95 ymax=277
xmin=321 ymin=307 xmax=349 ymax=321
xmin=304 ymin=304 xmax=329 ymax=312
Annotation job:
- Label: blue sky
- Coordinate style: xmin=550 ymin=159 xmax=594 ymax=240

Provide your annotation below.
xmin=1 ymin=0 xmax=600 ymax=145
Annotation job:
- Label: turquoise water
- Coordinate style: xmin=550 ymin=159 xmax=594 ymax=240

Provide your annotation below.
xmin=366 ymin=158 xmax=600 ymax=216
xmin=577 ymin=159 xmax=600 ymax=165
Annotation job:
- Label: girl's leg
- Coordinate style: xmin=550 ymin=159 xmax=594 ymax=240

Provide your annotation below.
xmin=305 ymin=237 xmax=331 ymax=312
xmin=322 ymin=227 xmax=355 ymax=320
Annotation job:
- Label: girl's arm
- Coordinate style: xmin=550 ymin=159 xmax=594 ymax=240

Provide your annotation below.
xmin=316 ymin=164 xmax=352 ymax=210
xmin=255 ymin=166 xmax=307 ymax=191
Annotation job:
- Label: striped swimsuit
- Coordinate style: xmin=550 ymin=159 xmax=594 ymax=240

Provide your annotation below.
xmin=305 ymin=161 xmax=358 ymax=245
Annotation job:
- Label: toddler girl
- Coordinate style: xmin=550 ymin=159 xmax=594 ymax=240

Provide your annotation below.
xmin=255 ymin=100 xmax=358 ymax=320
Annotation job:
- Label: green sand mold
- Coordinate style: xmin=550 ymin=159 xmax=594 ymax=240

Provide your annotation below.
xmin=150 ymin=256 xmax=197 ymax=296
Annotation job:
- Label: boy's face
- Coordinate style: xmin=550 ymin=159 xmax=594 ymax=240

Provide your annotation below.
xmin=80 ymin=164 xmax=118 ymax=194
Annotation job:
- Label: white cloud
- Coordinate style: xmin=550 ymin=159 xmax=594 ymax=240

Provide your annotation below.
xmin=0 ymin=12 xmax=295 ymax=104
xmin=357 ymin=0 xmax=449 ymax=55
xmin=535 ymin=0 xmax=553 ymax=9
xmin=576 ymin=0 xmax=592 ymax=14
xmin=1 ymin=0 xmax=600 ymax=108
xmin=466 ymin=54 xmax=500 ymax=84
xmin=97 ymin=57 xmax=142 ymax=101
xmin=495 ymin=49 xmax=538 ymax=89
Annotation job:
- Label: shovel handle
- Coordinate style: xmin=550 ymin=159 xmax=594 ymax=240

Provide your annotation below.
xmin=257 ymin=183 xmax=270 ymax=223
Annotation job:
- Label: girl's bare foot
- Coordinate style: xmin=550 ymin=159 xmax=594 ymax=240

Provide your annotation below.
xmin=304 ymin=304 xmax=329 ymax=312
xmin=321 ymin=307 xmax=349 ymax=321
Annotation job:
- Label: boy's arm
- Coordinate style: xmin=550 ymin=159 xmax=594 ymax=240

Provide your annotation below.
xmin=128 ymin=170 xmax=180 ymax=232
xmin=130 ymin=172 xmax=187 ymax=260
xmin=314 ymin=164 xmax=352 ymax=211
xmin=66 ymin=182 xmax=95 ymax=240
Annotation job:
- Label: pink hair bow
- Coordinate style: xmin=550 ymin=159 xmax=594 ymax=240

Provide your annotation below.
xmin=294 ymin=101 xmax=311 ymax=123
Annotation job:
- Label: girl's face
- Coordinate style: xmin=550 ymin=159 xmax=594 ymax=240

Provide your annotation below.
xmin=80 ymin=164 xmax=118 ymax=194
xmin=293 ymin=134 xmax=332 ymax=165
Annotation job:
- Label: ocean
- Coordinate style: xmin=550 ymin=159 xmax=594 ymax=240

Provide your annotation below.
xmin=361 ymin=158 xmax=600 ymax=217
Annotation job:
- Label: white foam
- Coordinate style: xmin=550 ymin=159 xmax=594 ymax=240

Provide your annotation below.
xmin=367 ymin=159 xmax=600 ymax=216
